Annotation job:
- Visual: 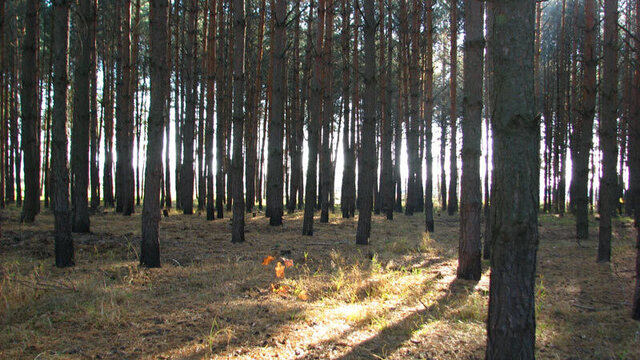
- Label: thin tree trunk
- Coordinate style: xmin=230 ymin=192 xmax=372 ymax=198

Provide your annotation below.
xmin=424 ymin=0 xmax=434 ymax=232
xmin=320 ymin=0 xmax=334 ymax=223
xmin=303 ymin=0 xmax=324 ymax=236
xmin=379 ymin=0 xmax=393 ymax=220
xmin=103 ymin=46 xmax=115 ymax=207
xmin=486 ymin=1 xmax=537 ymax=357
xmin=288 ymin=0 xmax=302 ymax=214
xmin=215 ymin=0 xmax=226 ymax=218
xmin=447 ymin=0 xmax=458 ymax=216
xmin=89 ymin=0 xmax=99 ymax=211
xmin=180 ymin=0 xmax=197 ymax=214
xmin=205 ymin=0 xmax=217 ymax=220
xmin=52 ymin=0 xmax=74 ymax=268
xmin=340 ymin=0 xmax=355 ymax=218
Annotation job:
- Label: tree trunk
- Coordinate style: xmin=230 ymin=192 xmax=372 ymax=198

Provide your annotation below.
xmin=103 ymin=48 xmax=115 ymax=207
xmin=20 ymin=0 xmax=41 ymax=223
xmin=89 ymin=0 xmax=99 ymax=212
xmin=447 ymin=0 xmax=458 ymax=216
xmin=52 ymin=0 xmax=74 ymax=268
xmin=205 ymin=0 xmax=217 ymax=220
xmin=355 ymin=0 xmax=376 ymax=245
xmin=267 ymin=0 xmax=286 ymax=226
xmin=631 ymin=0 xmax=640 ymax=321
xmin=424 ymin=0 xmax=434 ymax=232
xmin=231 ymin=0 xmax=246 ymax=243
xmin=302 ymin=0 xmax=324 ymax=236
xmin=71 ymin=0 xmax=93 ymax=233
xmin=288 ymin=0 xmax=302 ymax=214
xmin=379 ymin=0 xmax=393 ymax=220
xmin=574 ymin=0 xmax=597 ymax=240
xmin=341 ymin=0 xmax=355 ymax=219
xmin=320 ymin=0 xmax=334 ymax=224
xmin=486 ymin=1 xmax=537 ymax=357
xmin=141 ymin=0 xmax=169 ymax=268
xmin=457 ymin=0 xmax=483 ymax=280
xmin=215 ymin=0 xmax=226 ymax=218
xmin=598 ymin=0 xmax=618 ymax=263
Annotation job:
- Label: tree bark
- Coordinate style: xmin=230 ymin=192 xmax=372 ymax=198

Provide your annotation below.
xmin=52 ymin=0 xmax=74 ymax=268
xmin=20 ymin=0 xmax=41 ymax=223
xmin=320 ymin=0 xmax=334 ymax=223
xmin=424 ymin=0 xmax=434 ymax=232
xmin=598 ymin=0 xmax=618 ymax=263
xmin=267 ymin=0 xmax=286 ymax=226
xmin=486 ymin=1 xmax=538 ymax=358
xmin=447 ymin=0 xmax=458 ymax=216
xmin=215 ymin=0 xmax=226 ymax=218
xmin=457 ymin=0 xmax=483 ymax=280
xmin=89 ymin=0 xmax=99 ymax=212
xmin=71 ymin=0 xmax=93 ymax=233
xmin=302 ymin=0 xmax=324 ymax=236
xmin=355 ymin=0 xmax=376 ymax=245
xmin=205 ymin=0 xmax=217 ymax=220
xmin=231 ymin=0 xmax=246 ymax=243
xmin=141 ymin=0 xmax=169 ymax=268
xmin=631 ymin=0 xmax=640 ymax=321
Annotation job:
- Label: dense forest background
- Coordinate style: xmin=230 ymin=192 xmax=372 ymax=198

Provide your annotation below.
xmin=0 ymin=0 xmax=639 ymax=358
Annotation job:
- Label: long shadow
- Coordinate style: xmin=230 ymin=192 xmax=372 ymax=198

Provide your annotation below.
xmin=330 ymin=277 xmax=481 ymax=360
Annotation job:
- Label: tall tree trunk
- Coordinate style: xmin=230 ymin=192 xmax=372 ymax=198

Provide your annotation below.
xmin=379 ymin=0 xmax=393 ymax=220
xmin=205 ymin=0 xmax=217 ymax=220
xmin=141 ymin=0 xmax=169 ymax=268
xmin=288 ymin=0 xmax=302 ymax=214
xmin=356 ymin=0 xmax=376 ymax=245
xmin=215 ymin=0 xmax=226 ymax=218
xmin=341 ymin=0 xmax=355 ymax=219
xmin=71 ymin=0 xmax=93 ymax=233
xmin=447 ymin=0 xmax=458 ymax=216
xmin=180 ymin=0 xmax=197 ymax=215
xmin=103 ymin=48 xmax=115 ymax=207
xmin=575 ymin=0 xmax=597 ymax=240
xmin=598 ymin=0 xmax=618 ymax=263
xmin=457 ymin=0 xmax=483 ymax=280
xmin=52 ymin=0 xmax=74 ymax=268
xmin=89 ymin=0 xmax=99 ymax=212
xmin=486 ymin=1 xmax=537 ymax=357
xmin=231 ymin=0 xmax=246 ymax=243
xmin=20 ymin=0 xmax=41 ymax=223
xmin=267 ymin=0 xmax=286 ymax=226
xmin=424 ymin=0 xmax=434 ymax=232
xmin=302 ymin=0 xmax=324 ymax=236
xmin=320 ymin=0 xmax=334 ymax=223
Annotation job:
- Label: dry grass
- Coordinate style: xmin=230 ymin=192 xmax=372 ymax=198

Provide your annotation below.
xmin=0 ymin=204 xmax=638 ymax=359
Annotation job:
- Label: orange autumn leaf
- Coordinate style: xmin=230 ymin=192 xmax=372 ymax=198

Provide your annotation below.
xmin=270 ymin=283 xmax=289 ymax=295
xmin=297 ymin=290 xmax=309 ymax=301
xmin=275 ymin=262 xmax=285 ymax=278
xmin=283 ymin=258 xmax=294 ymax=268
xmin=262 ymin=255 xmax=275 ymax=265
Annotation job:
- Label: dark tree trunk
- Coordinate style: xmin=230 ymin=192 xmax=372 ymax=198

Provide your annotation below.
xmin=302 ymin=0 xmax=324 ymax=236
xmin=231 ymin=0 xmax=246 ymax=243
xmin=405 ymin=0 xmax=421 ymax=216
xmin=180 ymin=0 xmax=197 ymax=215
xmin=447 ymin=0 xmax=458 ymax=216
xmin=288 ymin=0 xmax=302 ymax=214
xmin=71 ymin=0 xmax=93 ymax=233
xmin=355 ymin=0 xmax=376 ymax=245
xmin=141 ymin=0 xmax=169 ymax=268
xmin=483 ymin=1 xmax=493 ymax=260
xmin=424 ymin=0 xmax=434 ymax=232
xmin=341 ymin=0 xmax=355 ymax=219
xmin=215 ymin=0 xmax=226 ymax=218
xmin=103 ymin=49 xmax=115 ymax=207
xmin=598 ymin=0 xmax=618 ymax=263
xmin=457 ymin=0 xmax=483 ymax=281
xmin=52 ymin=0 xmax=74 ymax=268
xmin=20 ymin=0 xmax=41 ymax=223
xmin=205 ymin=0 xmax=217 ymax=220
xmin=89 ymin=0 xmax=99 ymax=212
xmin=486 ymin=1 xmax=538 ymax=357
xmin=267 ymin=0 xmax=286 ymax=226
xmin=575 ymin=0 xmax=597 ymax=240
xmin=320 ymin=0 xmax=334 ymax=224
xmin=379 ymin=0 xmax=393 ymax=220
xmin=631 ymin=0 xmax=640 ymax=321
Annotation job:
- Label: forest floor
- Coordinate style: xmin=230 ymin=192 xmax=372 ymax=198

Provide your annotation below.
xmin=0 ymin=204 xmax=639 ymax=360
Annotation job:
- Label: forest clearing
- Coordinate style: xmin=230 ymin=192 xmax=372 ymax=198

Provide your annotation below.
xmin=1 ymin=206 xmax=638 ymax=359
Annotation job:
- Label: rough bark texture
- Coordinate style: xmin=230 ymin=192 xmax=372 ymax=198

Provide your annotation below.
xmin=302 ymin=0 xmax=324 ymax=236
xmin=379 ymin=0 xmax=393 ymax=221
xmin=355 ymin=0 xmax=376 ymax=245
xmin=598 ymin=0 xmax=618 ymax=263
xmin=181 ymin=0 xmax=198 ymax=215
xmin=341 ymin=0 xmax=356 ymax=219
xmin=267 ymin=0 xmax=286 ymax=226
xmin=231 ymin=0 xmax=246 ymax=243
xmin=457 ymin=0 xmax=483 ymax=281
xmin=447 ymin=0 xmax=458 ymax=216
xmin=632 ymin=0 xmax=640 ymax=322
xmin=486 ymin=1 xmax=538 ymax=358
xmin=71 ymin=0 xmax=93 ymax=233
xmin=103 ymin=52 xmax=115 ymax=207
xmin=20 ymin=0 xmax=41 ymax=223
xmin=89 ymin=0 xmax=99 ymax=212
xmin=215 ymin=0 xmax=226 ymax=218
xmin=52 ymin=0 xmax=74 ymax=268
xmin=320 ymin=0 xmax=334 ymax=224
xmin=141 ymin=0 xmax=169 ymax=268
